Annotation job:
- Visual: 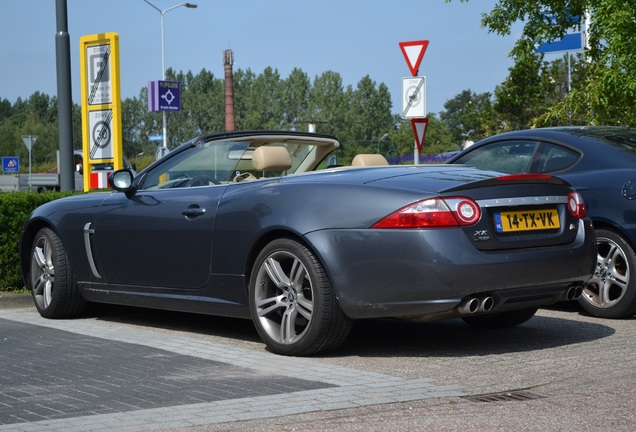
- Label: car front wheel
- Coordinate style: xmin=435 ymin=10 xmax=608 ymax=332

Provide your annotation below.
xmin=249 ymin=238 xmax=352 ymax=356
xmin=578 ymin=228 xmax=636 ymax=319
xmin=29 ymin=227 xmax=85 ymax=318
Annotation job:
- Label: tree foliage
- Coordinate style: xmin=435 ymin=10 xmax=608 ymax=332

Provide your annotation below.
xmin=0 ymin=67 xmax=460 ymax=172
xmin=453 ymin=0 xmax=636 ymax=126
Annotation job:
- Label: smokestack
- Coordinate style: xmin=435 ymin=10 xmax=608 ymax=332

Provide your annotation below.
xmin=224 ymin=49 xmax=236 ymax=131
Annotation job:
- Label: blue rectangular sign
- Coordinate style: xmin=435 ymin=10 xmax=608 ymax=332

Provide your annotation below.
xmin=147 ymin=80 xmax=181 ymax=112
xmin=148 ymin=135 xmax=164 ymax=142
xmin=535 ymin=32 xmax=584 ymax=54
xmin=2 ymin=156 xmax=19 ymax=173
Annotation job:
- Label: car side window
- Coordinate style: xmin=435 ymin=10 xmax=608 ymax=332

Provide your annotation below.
xmin=141 ymin=141 xmax=249 ymax=189
xmin=453 ymin=140 xmax=539 ymax=174
xmin=535 ymin=143 xmax=580 ymax=173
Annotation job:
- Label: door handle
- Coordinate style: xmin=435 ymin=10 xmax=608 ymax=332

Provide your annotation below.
xmin=182 ymin=206 xmax=206 ymax=218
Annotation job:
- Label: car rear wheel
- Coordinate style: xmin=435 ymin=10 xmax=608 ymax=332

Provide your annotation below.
xmin=249 ymin=238 xmax=352 ymax=356
xmin=578 ymin=229 xmax=636 ymax=319
xmin=461 ymin=307 xmax=538 ymax=329
xmin=29 ymin=227 xmax=85 ymax=318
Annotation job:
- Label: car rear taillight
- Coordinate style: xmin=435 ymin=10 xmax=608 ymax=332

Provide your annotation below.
xmin=496 ymin=174 xmax=553 ymax=181
xmin=568 ymin=191 xmax=586 ymax=218
xmin=373 ymin=197 xmax=481 ymax=229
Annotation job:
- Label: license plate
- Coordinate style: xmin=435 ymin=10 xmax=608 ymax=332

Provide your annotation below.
xmin=494 ymin=209 xmax=560 ymax=233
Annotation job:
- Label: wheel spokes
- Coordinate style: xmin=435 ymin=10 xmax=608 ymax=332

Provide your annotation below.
xmin=255 ymin=251 xmax=314 ymax=345
xmin=32 ymin=238 xmax=55 ymax=308
xmin=256 ymin=294 xmax=286 ymax=317
xmin=263 ymin=257 xmax=291 ymax=288
xmin=586 ymin=237 xmax=630 ymax=308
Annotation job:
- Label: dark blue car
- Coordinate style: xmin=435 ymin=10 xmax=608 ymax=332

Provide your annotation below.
xmin=448 ymin=126 xmax=636 ymax=319
xmin=20 ymin=131 xmax=595 ymax=355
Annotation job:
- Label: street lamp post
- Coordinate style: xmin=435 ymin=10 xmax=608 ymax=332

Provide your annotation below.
xmin=376 ymin=133 xmax=389 ymax=154
xmin=143 ymin=1 xmax=197 ymax=153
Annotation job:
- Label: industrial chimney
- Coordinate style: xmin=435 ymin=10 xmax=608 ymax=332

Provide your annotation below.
xmin=224 ymin=49 xmax=236 ymax=131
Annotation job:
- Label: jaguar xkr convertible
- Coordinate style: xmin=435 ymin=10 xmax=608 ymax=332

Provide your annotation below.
xmin=21 ymin=131 xmax=596 ymax=355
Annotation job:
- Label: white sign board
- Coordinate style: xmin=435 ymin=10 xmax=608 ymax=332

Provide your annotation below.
xmin=21 ymin=135 xmax=37 ymax=151
xmin=402 ymin=77 xmax=426 ymax=118
xmin=86 ymin=43 xmax=112 ymax=105
xmin=88 ymin=109 xmax=113 ymax=160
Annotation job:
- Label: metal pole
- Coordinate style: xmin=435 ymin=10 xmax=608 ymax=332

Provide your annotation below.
xmin=29 ymin=144 xmax=32 ymax=192
xmin=376 ymin=133 xmax=388 ymax=154
xmin=161 ymin=12 xmax=168 ymax=151
xmin=413 ymin=142 xmax=419 ymax=165
xmin=143 ymin=1 xmax=197 ymax=155
xmin=55 ymin=0 xmax=75 ymax=191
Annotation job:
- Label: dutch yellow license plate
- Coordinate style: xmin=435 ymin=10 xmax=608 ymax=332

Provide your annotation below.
xmin=495 ymin=209 xmax=560 ymax=233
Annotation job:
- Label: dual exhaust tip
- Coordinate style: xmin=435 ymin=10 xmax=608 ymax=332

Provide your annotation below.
xmin=459 ymin=285 xmax=583 ymax=315
xmin=564 ymin=284 xmax=583 ymax=301
xmin=458 ymin=296 xmax=494 ymax=315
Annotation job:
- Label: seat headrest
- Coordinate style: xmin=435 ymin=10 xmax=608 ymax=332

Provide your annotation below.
xmin=252 ymin=146 xmax=292 ymax=171
xmin=351 ymin=154 xmax=389 ymax=167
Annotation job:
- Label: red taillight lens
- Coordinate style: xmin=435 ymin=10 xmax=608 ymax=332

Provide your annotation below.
xmin=373 ymin=197 xmax=481 ymax=229
xmin=568 ymin=191 xmax=586 ymax=218
xmin=451 ymin=199 xmax=481 ymax=225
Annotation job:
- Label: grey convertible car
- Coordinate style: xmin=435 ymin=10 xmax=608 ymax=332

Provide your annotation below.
xmin=21 ymin=131 xmax=596 ymax=356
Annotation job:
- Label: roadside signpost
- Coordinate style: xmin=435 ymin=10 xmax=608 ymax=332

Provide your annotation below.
xmin=534 ymin=13 xmax=587 ymax=96
xmin=399 ymin=39 xmax=429 ymax=164
xmin=21 ymin=135 xmax=37 ymax=191
xmin=148 ymin=80 xmax=182 ymax=160
xmin=79 ymin=32 xmax=123 ymax=191
xmin=2 ymin=157 xmax=19 ymax=174
xmin=411 ymin=118 xmax=429 ymax=154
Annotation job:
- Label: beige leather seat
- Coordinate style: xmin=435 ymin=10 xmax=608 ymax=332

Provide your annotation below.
xmin=252 ymin=146 xmax=292 ymax=175
xmin=351 ymin=154 xmax=389 ymax=167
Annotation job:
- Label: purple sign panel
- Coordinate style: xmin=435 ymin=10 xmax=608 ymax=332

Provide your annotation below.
xmin=148 ymin=80 xmax=181 ymax=112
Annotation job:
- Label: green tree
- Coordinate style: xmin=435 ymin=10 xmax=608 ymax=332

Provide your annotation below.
xmin=493 ymin=44 xmax=545 ymax=130
xmin=282 ymin=68 xmax=311 ymax=130
xmin=349 ymin=75 xmax=394 ymax=143
xmin=440 ymin=90 xmax=494 ymax=145
xmin=240 ymin=66 xmax=284 ymax=130
xmin=307 ymin=71 xmax=348 ymax=138
xmin=453 ymin=0 xmax=636 ymax=125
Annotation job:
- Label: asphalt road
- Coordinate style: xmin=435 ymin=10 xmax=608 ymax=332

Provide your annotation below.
xmin=1 ymin=295 xmax=635 ymax=431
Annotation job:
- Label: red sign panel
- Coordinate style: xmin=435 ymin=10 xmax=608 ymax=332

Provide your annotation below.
xmin=411 ymin=118 xmax=429 ymax=153
xmin=399 ymin=40 xmax=429 ymax=76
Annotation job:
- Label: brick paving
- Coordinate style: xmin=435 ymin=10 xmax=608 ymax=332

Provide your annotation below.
xmin=0 ymin=309 xmax=462 ymax=431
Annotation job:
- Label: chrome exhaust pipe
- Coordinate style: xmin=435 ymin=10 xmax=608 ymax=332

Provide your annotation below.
xmin=458 ymin=298 xmax=479 ymax=314
xmin=565 ymin=285 xmax=584 ymax=301
xmin=477 ymin=296 xmax=495 ymax=312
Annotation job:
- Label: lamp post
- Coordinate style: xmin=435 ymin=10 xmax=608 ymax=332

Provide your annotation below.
xmin=376 ymin=133 xmax=389 ymax=154
xmin=143 ymin=1 xmax=197 ymax=153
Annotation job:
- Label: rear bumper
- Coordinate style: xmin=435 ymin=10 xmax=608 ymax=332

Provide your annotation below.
xmin=305 ymin=219 xmax=596 ymax=320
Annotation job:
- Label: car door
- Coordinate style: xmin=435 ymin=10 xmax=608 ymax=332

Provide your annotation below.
xmin=92 ymin=187 xmax=223 ymax=289
xmin=90 ymin=141 xmax=238 ymax=290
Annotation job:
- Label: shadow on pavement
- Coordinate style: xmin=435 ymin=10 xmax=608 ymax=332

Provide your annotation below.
xmin=84 ymin=303 xmax=615 ymax=358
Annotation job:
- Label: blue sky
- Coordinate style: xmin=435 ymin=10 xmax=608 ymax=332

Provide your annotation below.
xmin=0 ymin=0 xmax=521 ymax=116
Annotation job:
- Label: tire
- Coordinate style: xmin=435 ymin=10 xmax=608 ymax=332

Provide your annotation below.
xmin=29 ymin=227 xmax=85 ymax=318
xmin=461 ymin=307 xmax=538 ymax=329
xmin=249 ymin=238 xmax=352 ymax=356
xmin=578 ymin=228 xmax=636 ymax=319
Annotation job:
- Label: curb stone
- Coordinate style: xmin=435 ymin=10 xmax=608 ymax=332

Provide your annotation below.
xmin=0 ymin=293 xmax=33 ymax=309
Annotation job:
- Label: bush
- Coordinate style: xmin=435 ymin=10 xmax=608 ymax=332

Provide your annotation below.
xmin=0 ymin=191 xmax=79 ymax=291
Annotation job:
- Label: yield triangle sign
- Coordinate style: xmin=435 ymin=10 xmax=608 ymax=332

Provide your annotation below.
xmin=399 ymin=40 xmax=429 ymax=76
xmin=411 ymin=118 xmax=429 ymax=153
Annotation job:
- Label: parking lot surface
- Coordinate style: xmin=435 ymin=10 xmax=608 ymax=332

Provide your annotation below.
xmin=1 ymin=297 xmax=635 ymax=431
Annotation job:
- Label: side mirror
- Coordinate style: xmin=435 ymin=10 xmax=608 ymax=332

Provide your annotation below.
xmin=109 ymin=169 xmax=134 ymax=193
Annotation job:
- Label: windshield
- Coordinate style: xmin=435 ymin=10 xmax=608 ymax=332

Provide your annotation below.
xmin=140 ymin=139 xmax=320 ymax=190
